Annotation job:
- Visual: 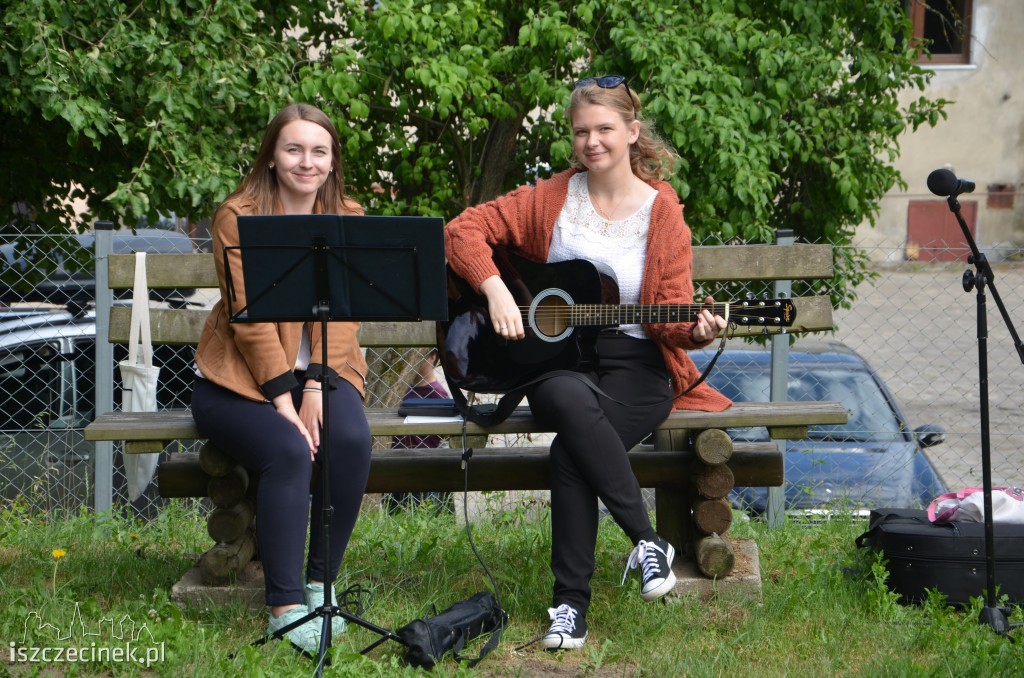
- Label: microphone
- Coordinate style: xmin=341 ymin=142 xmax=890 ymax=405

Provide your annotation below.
xmin=927 ymin=168 xmax=976 ymax=197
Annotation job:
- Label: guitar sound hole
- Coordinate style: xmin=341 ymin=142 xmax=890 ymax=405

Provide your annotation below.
xmin=533 ymin=296 xmax=568 ymax=338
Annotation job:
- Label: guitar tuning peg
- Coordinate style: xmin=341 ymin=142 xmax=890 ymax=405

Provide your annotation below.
xmin=761 ymin=327 xmax=769 ymax=335
xmin=745 ymin=292 xmax=754 ymax=300
xmin=780 ymin=328 xmax=787 ymax=335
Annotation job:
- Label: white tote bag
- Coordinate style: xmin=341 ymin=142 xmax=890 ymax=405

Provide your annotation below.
xmin=119 ymin=252 xmax=162 ymax=501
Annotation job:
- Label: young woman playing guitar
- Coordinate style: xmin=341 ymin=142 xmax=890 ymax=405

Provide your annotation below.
xmin=444 ymin=76 xmax=731 ymax=650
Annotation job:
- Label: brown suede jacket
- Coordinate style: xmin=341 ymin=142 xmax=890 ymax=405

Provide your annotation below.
xmin=445 ymin=168 xmax=732 ymax=412
xmin=194 ymin=197 xmax=367 ymax=402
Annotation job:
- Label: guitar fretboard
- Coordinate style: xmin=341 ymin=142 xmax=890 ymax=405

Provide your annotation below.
xmin=567 ymin=303 xmax=730 ymax=326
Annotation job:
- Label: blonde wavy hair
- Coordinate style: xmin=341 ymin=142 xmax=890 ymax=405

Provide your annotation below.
xmin=568 ymin=80 xmax=678 ymax=182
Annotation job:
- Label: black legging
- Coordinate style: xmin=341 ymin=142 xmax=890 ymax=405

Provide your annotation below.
xmin=191 ymin=375 xmax=371 ymax=607
xmin=528 ymin=332 xmax=674 ymax=615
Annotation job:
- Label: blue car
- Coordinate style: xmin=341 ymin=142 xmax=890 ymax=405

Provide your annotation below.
xmin=691 ymin=340 xmax=948 ymax=513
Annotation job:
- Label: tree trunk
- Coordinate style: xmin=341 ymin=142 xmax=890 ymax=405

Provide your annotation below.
xmin=470 ymin=112 xmax=527 ymax=206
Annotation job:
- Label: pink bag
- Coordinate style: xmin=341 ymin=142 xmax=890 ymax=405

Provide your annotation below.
xmin=928 ymin=486 xmax=1024 ymax=524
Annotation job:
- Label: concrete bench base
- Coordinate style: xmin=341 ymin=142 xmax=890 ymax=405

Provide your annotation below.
xmin=170 ymin=538 xmax=762 ymax=615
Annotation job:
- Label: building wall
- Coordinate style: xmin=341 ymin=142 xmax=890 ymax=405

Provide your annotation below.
xmin=857 ymin=0 xmax=1024 ymax=260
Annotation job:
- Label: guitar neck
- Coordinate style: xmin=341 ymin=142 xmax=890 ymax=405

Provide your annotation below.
xmin=567 ymin=303 xmax=729 ymax=327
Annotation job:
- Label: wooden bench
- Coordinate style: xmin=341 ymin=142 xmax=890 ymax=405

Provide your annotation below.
xmin=85 ymin=237 xmax=845 ymax=584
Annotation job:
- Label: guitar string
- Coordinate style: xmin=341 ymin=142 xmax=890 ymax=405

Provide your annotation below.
xmin=510 ymin=302 xmax=788 ymax=325
xmin=516 ymin=308 xmax=724 ymax=316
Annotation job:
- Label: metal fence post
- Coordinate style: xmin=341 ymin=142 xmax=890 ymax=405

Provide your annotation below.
xmin=93 ymin=223 xmax=114 ymax=512
xmin=766 ymin=229 xmax=795 ymax=527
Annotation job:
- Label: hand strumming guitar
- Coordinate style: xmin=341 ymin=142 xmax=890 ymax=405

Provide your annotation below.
xmin=480 ymin=275 xmax=526 ymax=340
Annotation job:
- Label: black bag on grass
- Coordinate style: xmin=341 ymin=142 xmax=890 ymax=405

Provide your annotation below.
xmin=395 ymin=591 xmax=508 ymax=669
xmin=855 ymin=508 xmax=1024 ymax=605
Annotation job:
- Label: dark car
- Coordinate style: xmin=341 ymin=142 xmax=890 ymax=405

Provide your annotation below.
xmin=691 ymin=340 xmax=948 ymax=513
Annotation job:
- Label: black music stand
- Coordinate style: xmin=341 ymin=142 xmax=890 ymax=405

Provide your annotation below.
xmin=936 ymin=193 xmax=1024 ymax=637
xmin=225 ymin=214 xmax=447 ymax=672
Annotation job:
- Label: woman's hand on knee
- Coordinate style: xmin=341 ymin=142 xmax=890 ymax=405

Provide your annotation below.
xmin=299 ymin=389 xmax=323 ymax=453
xmin=272 ymin=393 xmax=316 ymax=460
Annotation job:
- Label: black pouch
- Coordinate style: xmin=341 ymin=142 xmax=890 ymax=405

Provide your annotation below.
xmin=395 ymin=591 xmax=508 ymax=669
xmin=397 ymin=398 xmax=459 ymax=417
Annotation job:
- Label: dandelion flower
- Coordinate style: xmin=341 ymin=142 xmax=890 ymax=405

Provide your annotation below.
xmin=52 ymin=549 xmax=67 ymax=559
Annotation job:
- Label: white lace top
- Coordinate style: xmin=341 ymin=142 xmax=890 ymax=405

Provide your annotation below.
xmin=547 ymin=172 xmax=655 ymax=338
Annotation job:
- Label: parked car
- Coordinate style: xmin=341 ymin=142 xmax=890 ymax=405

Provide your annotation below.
xmin=1 ymin=227 xmax=197 ymax=513
xmin=1 ymin=227 xmax=195 ymax=306
xmin=0 ymin=307 xmax=196 ymax=513
xmin=690 ymin=339 xmax=948 ymax=513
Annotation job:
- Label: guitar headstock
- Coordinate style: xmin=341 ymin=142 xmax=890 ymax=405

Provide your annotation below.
xmin=729 ymin=298 xmax=796 ymax=327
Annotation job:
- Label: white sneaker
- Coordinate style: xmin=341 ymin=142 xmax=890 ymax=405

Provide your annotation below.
xmin=541 ymin=603 xmax=588 ymax=650
xmin=622 ymin=537 xmax=677 ymax=602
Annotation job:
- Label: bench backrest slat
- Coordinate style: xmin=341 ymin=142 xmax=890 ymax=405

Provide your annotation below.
xmin=109 ymin=253 xmax=220 ymax=289
xmin=106 ymin=244 xmax=834 ymax=289
xmin=104 ymin=244 xmax=835 ymax=346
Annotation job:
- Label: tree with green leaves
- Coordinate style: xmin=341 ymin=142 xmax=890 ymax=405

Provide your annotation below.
xmin=2 ymin=0 xmax=947 ymax=306
xmin=1 ymin=0 xmax=302 ymax=289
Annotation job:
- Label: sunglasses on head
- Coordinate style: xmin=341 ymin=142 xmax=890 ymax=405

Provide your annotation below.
xmin=573 ymin=75 xmax=637 ymax=119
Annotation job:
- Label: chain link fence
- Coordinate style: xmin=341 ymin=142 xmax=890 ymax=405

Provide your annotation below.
xmin=2 ymin=229 xmax=1022 ymax=518
xmin=825 ymin=244 xmax=1024 ymax=494
xmin=1 ymin=229 xmax=197 ymax=516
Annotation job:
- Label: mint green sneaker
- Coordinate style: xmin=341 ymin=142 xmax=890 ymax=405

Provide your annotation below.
xmin=303 ymin=582 xmax=345 ymax=638
xmin=267 ymin=606 xmax=321 ymax=654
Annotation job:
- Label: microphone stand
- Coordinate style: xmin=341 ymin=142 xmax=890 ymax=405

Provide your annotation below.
xmin=942 ymin=192 xmax=1024 ymax=637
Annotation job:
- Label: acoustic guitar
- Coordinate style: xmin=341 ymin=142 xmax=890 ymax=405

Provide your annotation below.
xmin=435 ymin=253 xmax=796 ymax=393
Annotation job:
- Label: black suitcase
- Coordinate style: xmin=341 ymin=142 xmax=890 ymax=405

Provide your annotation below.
xmin=855 ymin=508 xmax=1024 ymax=605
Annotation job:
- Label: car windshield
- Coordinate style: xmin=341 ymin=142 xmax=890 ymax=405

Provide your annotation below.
xmin=706 ymin=363 xmax=905 ymax=444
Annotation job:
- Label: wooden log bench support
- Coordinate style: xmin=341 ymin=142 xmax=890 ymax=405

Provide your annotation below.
xmin=86 ymin=243 xmax=846 ymax=584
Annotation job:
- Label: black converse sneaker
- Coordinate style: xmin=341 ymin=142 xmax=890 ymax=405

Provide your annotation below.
xmin=622 ymin=537 xmax=677 ymax=602
xmin=541 ymin=604 xmax=588 ymax=650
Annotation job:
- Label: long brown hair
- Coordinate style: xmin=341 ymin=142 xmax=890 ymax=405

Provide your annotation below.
xmin=222 ymin=103 xmax=357 ymax=215
xmin=568 ymin=82 xmax=678 ymax=182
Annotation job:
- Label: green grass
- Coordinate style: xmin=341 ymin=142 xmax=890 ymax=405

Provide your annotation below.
xmin=2 ymin=495 xmax=1023 ymax=677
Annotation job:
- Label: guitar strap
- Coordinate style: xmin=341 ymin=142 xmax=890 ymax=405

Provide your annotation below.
xmin=443 ymin=330 xmax=730 ymax=427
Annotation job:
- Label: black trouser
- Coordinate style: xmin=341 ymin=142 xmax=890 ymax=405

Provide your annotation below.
xmin=191 ymin=375 xmax=371 ymax=607
xmin=528 ymin=333 xmax=673 ymax=615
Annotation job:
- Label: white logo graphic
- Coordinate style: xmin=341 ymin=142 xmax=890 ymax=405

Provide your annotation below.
xmin=9 ymin=603 xmax=165 ymax=668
